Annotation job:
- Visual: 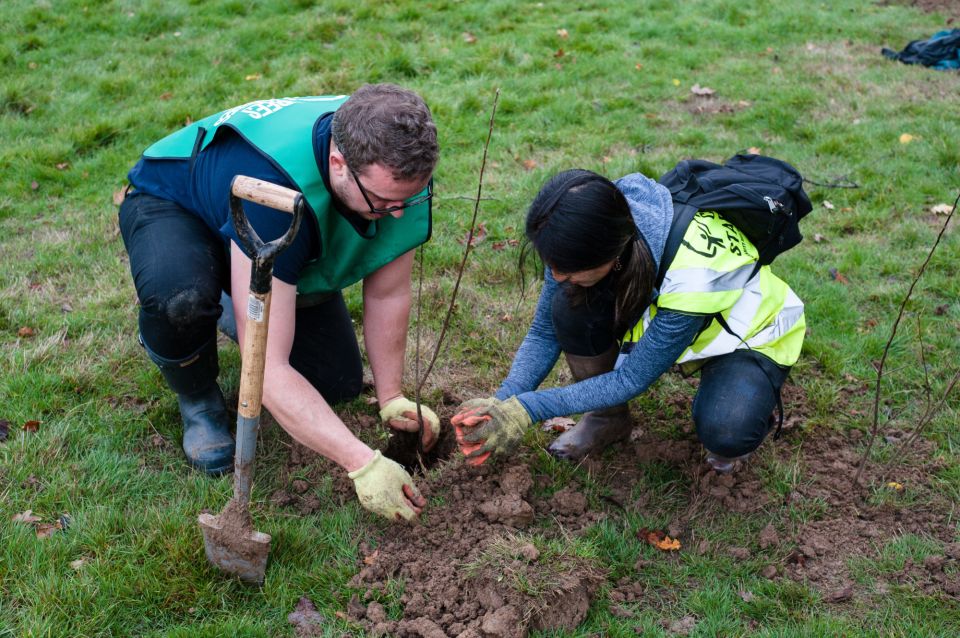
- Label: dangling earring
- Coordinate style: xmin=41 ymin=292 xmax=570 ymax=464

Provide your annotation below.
xmin=613 ymin=256 xmax=622 ymax=272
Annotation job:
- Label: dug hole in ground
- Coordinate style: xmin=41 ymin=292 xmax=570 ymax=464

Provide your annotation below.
xmin=273 ymin=379 xmax=960 ymax=638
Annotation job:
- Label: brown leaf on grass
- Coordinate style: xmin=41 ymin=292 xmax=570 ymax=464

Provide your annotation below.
xmin=813 ymin=233 xmax=827 ymax=243
xmin=638 ymin=527 xmax=682 ymax=551
xmin=0 ymin=419 xmax=9 ymax=442
xmin=23 ymin=420 xmax=41 ymax=433
xmin=363 ymin=549 xmax=380 ymax=565
xmin=500 ymin=313 xmax=512 ymax=322
xmin=244 ymin=73 xmax=261 ymax=81
xmin=55 ymin=162 xmax=70 ymax=171
xmin=690 ymin=84 xmax=715 ymax=96
xmin=69 ymin=557 xmax=88 ymax=570
xmin=159 ymin=92 xmax=173 ymax=100
xmin=522 ymin=159 xmax=537 ymax=170
xmin=935 ymin=304 xmax=949 ymax=316
xmin=458 ymin=222 xmax=487 ymax=247
xmin=556 ymin=28 xmax=569 ymax=38
xmin=828 ymin=268 xmax=849 ymax=284
xmin=36 ymin=521 xmax=63 ymax=539
xmin=462 ymin=31 xmax=477 ymax=43
xmin=13 ymin=510 xmax=42 ymax=524
xmin=541 ymin=416 xmax=576 ymax=433
xmin=554 ymin=48 xmax=565 ymax=58
xmin=18 ymin=326 xmax=35 ymax=338
xmin=738 ymin=589 xmax=755 ymax=602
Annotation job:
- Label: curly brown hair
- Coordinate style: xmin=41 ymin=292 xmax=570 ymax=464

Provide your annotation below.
xmin=331 ymin=83 xmax=439 ymax=181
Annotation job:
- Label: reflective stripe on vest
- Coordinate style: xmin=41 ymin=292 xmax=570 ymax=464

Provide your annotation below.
xmin=624 ymin=210 xmax=805 ymax=369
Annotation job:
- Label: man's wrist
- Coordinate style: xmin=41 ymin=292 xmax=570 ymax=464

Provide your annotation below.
xmin=342 ymin=445 xmax=376 ymax=474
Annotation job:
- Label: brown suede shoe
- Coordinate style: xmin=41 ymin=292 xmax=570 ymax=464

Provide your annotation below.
xmin=547 ymin=345 xmax=633 ymax=461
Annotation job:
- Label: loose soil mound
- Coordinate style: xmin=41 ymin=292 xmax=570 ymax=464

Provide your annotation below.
xmin=273 ymin=382 xmax=959 ymax=636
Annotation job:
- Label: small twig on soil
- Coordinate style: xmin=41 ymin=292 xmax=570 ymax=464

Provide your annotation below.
xmin=415 ymin=88 xmax=501 ymax=393
xmin=915 ymin=313 xmax=933 ymax=420
xmin=854 ymin=190 xmax=959 ymax=485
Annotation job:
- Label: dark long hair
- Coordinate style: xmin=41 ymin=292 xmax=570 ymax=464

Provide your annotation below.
xmin=523 ymin=169 xmax=657 ymax=333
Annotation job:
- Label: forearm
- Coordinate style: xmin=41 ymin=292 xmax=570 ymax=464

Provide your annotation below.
xmin=516 ymin=310 xmax=703 ymax=421
xmin=496 ymin=271 xmax=562 ymax=399
xmin=262 ymin=362 xmax=373 ymax=472
xmin=363 ymin=289 xmax=412 ymax=407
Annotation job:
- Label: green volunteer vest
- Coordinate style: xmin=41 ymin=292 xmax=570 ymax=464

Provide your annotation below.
xmin=624 ymin=210 xmax=805 ymax=370
xmin=142 ymin=96 xmax=432 ymax=297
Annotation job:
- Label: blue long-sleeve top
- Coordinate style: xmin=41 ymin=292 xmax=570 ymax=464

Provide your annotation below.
xmin=494 ymin=172 xmax=704 ymax=421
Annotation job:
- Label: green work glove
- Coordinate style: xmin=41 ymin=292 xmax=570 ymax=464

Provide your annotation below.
xmin=379 ymin=396 xmax=441 ymax=451
xmin=461 ymin=397 xmax=533 ymax=461
xmin=454 ymin=397 xmax=500 ymax=420
xmin=348 ymin=450 xmax=426 ymax=521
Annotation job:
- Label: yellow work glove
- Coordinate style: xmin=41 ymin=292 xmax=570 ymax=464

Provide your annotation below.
xmin=379 ymin=396 xmax=441 ymax=451
xmin=348 ymin=450 xmax=425 ymax=521
xmin=460 ymin=397 xmax=532 ymax=462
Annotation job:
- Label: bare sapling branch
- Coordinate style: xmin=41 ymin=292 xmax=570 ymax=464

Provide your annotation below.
xmin=854 ymin=190 xmax=960 ymax=485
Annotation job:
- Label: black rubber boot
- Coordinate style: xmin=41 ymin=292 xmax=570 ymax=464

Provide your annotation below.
xmin=143 ymin=337 xmax=234 ymax=475
xmin=547 ymin=345 xmax=633 ymax=461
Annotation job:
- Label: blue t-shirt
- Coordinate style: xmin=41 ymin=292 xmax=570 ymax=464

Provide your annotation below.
xmin=127 ymin=112 xmax=365 ymax=285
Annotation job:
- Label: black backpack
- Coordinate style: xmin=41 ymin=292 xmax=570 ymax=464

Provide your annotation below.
xmin=656 ymin=153 xmax=813 ymax=286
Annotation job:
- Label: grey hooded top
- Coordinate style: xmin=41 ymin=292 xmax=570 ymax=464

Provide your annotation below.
xmin=495 ymin=172 xmax=704 ymax=420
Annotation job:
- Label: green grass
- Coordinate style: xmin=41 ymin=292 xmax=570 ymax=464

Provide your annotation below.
xmin=2 ymin=0 xmax=960 ymax=635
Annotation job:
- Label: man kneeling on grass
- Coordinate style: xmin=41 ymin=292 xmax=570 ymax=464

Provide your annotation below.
xmin=119 ymin=84 xmax=440 ymax=521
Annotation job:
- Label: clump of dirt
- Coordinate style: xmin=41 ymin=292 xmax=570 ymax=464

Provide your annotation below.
xmin=269 ymin=376 xmax=959 ymax=634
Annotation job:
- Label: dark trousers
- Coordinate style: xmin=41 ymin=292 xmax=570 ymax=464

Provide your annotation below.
xmin=118 ymin=191 xmax=363 ymax=404
xmin=551 ymin=280 xmax=789 ymax=458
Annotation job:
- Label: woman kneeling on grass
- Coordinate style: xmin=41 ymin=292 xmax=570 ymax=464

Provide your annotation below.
xmin=453 ymin=169 xmax=805 ymax=472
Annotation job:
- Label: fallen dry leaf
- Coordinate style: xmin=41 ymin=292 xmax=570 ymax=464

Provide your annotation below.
xmin=813 ymin=233 xmax=827 ymax=243
xmin=13 ymin=510 xmax=42 ymax=524
xmin=69 ymin=557 xmax=88 ymax=570
xmin=886 ymin=481 xmax=904 ymax=491
xmin=18 ymin=326 xmax=35 ymax=338
xmin=635 ymin=63 xmax=643 ymax=70
xmin=556 ymin=28 xmax=569 ymax=38
xmin=522 ymin=159 xmax=537 ymax=171
xmin=738 ymin=589 xmax=755 ymax=603
xmin=935 ymin=304 xmax=949 ymax=316
xmin=541 ymin=416 xmax=576 ymax=433
xmin=638 ymin=527 xmax=682 ymax=551
xmin=459 ymin=222 xmax=487 ymax=247
xmin=828 ymin=268 xmax=849 ymax=284
xmin=244 ymin=73 xmax=261 ymax=81
xmin=462 ymin=31 xmax=477 ymax=44
xmin=56 ymin=162 xmax=70 ymax=171
xmin=747 ymin=146 xmax=762 ymax=154
xmin=23 ymin=420 xmax=41 ymax=433
xmin=931 ymin=203 xmax=954 ymax=215
xmin=554 ymin=48 xmax=565 ymax=58
xmin=822 ymin=200 xmax=835 ymax=210
xmin=363 ymin=548 xmax=380 ymax=565
xmin=159 ymin=92 xmax=173 ymax=100
xmin=36 ymin=521 xmax=63 ymax=539
xmin=899 ymin=133 xmax=915 ymax=144
xmin=690 ymin=84 xmax=715 ymax=96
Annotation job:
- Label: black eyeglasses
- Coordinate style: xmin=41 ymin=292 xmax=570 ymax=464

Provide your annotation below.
xmin=349 ymin=168 xmax=433 ymax=215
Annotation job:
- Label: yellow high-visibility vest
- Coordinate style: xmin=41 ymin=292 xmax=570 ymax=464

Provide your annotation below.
xmin=624 ymin=210 xmax=804 ymax=371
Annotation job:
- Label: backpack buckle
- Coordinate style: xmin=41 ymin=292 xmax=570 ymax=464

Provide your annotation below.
xmin=763 ymin=196 xmax=786 ymax=214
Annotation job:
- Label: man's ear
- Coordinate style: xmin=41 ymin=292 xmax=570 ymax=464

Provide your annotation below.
xmin=329 ymin=145 xmax=347 ymax=176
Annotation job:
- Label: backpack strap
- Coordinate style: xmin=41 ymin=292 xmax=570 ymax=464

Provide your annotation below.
xmin=655 ymin=201 xmax=698 ymax=289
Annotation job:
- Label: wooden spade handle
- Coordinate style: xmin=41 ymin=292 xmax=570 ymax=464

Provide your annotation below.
xmin=231 ymin=175 xmax=300 ymax=214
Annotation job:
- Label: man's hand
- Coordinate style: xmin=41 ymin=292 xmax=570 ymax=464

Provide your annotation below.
xmin=379 ymin=396 xmax=440 ymax=451
xmin=348 ymin=450 xmax=426 ymax=521
xmin=457 ymin=397 xmax=532 ymax=465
